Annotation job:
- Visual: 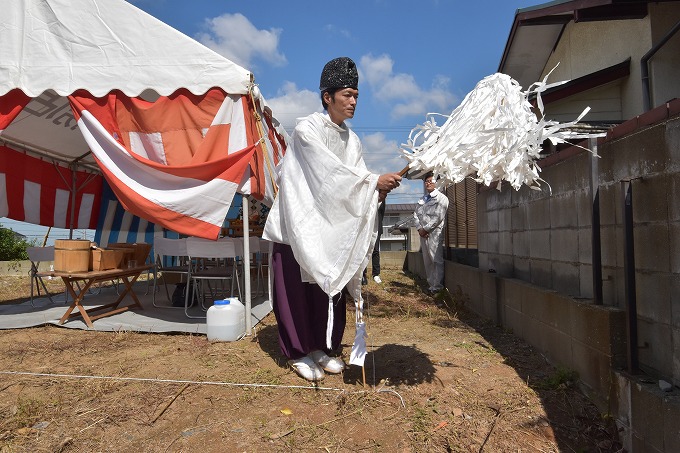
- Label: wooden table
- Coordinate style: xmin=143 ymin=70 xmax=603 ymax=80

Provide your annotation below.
xmin=51 ymin=265 xmax=153 ymax=328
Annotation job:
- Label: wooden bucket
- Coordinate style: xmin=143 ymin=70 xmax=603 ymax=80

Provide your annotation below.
xmin=54 ymin=239 xmax=92 ymax=272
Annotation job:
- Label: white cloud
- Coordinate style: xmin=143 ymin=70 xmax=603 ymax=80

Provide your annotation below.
xmin=359 ymin=54 xmax=390 ymax=85
xmin=263 ymin=83 xmax=425 ymax=203
xmin=265 ymin=82 xmax=321 ymax=132
xmin=195 ymin=13 xmax=287 ymax=70
xmin=359 ymin=53 xmax=458 ymax=120
xmin=361 ymin=132 xmax=422 ymax=203
xmin=362 ymin=132 xmax=401 ymax=174
xmin=323 ymin=24 xmax=353 ymax=40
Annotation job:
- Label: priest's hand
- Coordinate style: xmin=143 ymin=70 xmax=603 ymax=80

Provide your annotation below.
xmin=378 ymin=189 xmax=388 ymax=203
xmin=377 ymin=173 xmax=402 ymax=192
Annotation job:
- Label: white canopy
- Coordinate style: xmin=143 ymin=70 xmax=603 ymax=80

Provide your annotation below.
xmin=0 ymin=0 xmax=257 ymax=171
xmin=0 ymin=0 xmax=281 ymax=334
xmin=0 ymin=0 xmax=251 ymax=98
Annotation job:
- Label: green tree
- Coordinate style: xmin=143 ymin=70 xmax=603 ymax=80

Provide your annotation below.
xmin=0 ymin=224 xmax=36 ymax=261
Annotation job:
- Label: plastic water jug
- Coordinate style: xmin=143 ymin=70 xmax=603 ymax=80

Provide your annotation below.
xmin=206 ymin=298 xmax=246 ymax=341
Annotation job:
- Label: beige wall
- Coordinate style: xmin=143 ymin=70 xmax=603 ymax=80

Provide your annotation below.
xmin=546 ymin=81 xmax=623 ymax=123
xmin=542 ymin=5 xmax=680 ymax=120
xmin=649 ymin=3 xmax=680 ymax=109
xmin=543 ymin=17 xmax=651 ymax=119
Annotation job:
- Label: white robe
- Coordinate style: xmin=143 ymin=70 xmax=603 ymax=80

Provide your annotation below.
xmin=263 ymin=112 xmax=380 ymax=299
xmin=413 ymin=189 xmax=449 ymax=291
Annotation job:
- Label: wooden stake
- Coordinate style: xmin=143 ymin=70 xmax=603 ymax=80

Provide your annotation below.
xmin=41 ymin=226 xmax=51 ymax=247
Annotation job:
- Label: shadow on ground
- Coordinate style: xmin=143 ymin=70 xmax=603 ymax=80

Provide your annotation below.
xmin=344 ymin=343 xmax=436 ymax=387
xmin=409 ymin=273 xmax=624 ymax=452
xmin=255 ymin=316 xmax=437 ymax=388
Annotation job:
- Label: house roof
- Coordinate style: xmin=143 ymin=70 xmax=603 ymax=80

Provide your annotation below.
xmin=534 ymin=58 xmax=631 ymax=105
xmin=498 ymin=0 xmax=665 ymax=88
xmin=385 ymin=203 xmax=417 ymax=214
xmin=0 ymin=227 xmax=26 ymax=240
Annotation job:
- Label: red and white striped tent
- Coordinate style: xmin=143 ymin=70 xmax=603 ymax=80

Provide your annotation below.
xmin=0 ymin=0 xmax=285 ymax=241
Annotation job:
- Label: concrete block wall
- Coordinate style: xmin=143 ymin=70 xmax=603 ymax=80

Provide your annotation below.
xmin=476 ymin=112 xmax=680 ymax=387
xmin=478 ymin=150 xmax=595 ymax=300
xmin=407 ymin=250 xmax=425 ymax=282
xmin=380 ymin=251 xmax=407 ymax=270
xmin=456 ymin=109 xmax=680 ymax=451
xmin=443 ymin=260 xmax=497 ymax=321
xmin=613 ymin=371 xmax=680 ymax=452
xmin=0 ymin=259 xmax=40 ymax=276
xmin=433 ymin=258 xmax=680 ymax=451
xmin=439 ymin=260 xmax=627 ymax=406
xmin=597 ymin=117 xmax=680 ymax=384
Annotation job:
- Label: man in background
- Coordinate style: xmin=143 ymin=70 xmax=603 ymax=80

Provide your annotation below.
xmin=413 ymin=173 xmax=448 ymax=294
xmin=363 ymin=201 xmax=385 ymax=284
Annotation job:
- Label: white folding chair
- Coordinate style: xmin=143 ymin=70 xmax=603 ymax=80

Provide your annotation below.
xmin=26 ymin=246 xmax=58 ymax=306
xmin=185 ymin=237 xmax=240 ymax=318
xmin=152 ymin=237 xmax=190 ymax=308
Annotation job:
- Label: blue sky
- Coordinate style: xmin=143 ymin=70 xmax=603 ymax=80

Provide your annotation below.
xmin=129 ymin=0 xmax=532 ymax=202
xmin=3 ymin=0 xmax=535 ymax=242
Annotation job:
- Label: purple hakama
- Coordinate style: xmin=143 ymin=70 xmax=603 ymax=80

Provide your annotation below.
xmin=271 ymin=242 xmax=347 ymax=360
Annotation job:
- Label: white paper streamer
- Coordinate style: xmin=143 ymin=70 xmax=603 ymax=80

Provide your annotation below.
xmin=401 ymin=68 xmax=603 ymax=191
xmin=349 ymin=284 xmax=366 ymax=366
xmin=349 ymin=322 xmax=367 ymax=366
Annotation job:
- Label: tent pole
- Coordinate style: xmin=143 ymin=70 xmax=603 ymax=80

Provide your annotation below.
xmin=248 ymin=74 xmax=278 ymax=198
xmin=67 ymin=151 xmax=93 ymax=239
xmin=69 ymin=163 xmax=77 ymax=239
xmin=243 ymin=196 xmax=252 ymax=335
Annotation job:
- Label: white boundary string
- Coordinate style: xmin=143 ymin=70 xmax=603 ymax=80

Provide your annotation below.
xmin=0 ymin=370 xmax=345 ymax=391
xmin=0 ymin=369 xmax=405 ymax=406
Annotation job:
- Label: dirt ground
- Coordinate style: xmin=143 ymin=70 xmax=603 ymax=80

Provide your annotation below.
xmin=0 ymin=270 xmax=623 ymax=452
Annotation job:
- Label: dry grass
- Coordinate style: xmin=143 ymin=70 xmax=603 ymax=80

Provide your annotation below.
xmin=0 ymin=270 xmax=622 ymax=452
